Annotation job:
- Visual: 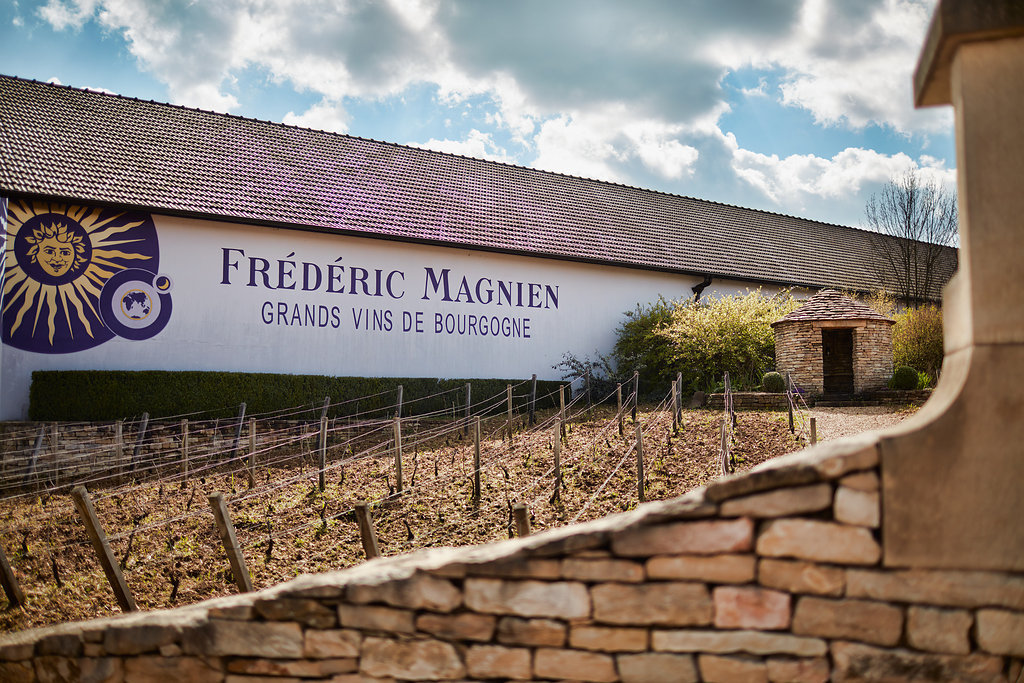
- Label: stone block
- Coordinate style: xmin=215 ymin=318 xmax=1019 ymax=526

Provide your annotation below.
xmin=647 ymin=554 xmax=755 ymax=583
xmin=652 ymin=629 xmax=826 ymax=657
xmin=765 ymin=657 xmax=829 ymax=683
xmin=756 ymin=519 xmax=881 ymax=565
xmin=466 ymin=558 xmax=561 ymax=579
xmin=253 ymin=597 xmax=337 ymax=628
xmin=719 ymin=484 xmax=832 ymax=518
xmin=976 ymin=608 xmax=1024 ymax=657
xmin=757 ymin=558 xmax=844 ymax=596
xmin=612 ymin=518 xmax=753 ymax=557
xmin=207 ymin=604 xmax=253 ymax=620
xmin=592 ymin=581 xmax=711 ymax=626
xmin=831 ymin=641 xmax=1005 ymax=682
xmin=846 ymin=568 xmax=1024 ymax=609
xmin=698 ymin=654 xmax=768 ymax=683
xmin=78 ymin=657 xmax=123 ymax=683
xmin=834 ymin=487 xmax=880 ymax=528
xmin=0 ymin=662 xmax=33 ymax=681
xmin=304 ymin=629 xmax=362 ymax=658
xmin=360 ymin=637 xmax=466 ymax=680
xmin=104 ymin=622 xmax=181 ymax=655
xmin=496 ymin=617 xmax=566 ymax=647
xmin=183 ymin=619 xmax=303 ymax=658
xmin=569 ymin=625 xmax=648 ymax=652
xmin=705 ymin=465 xmax=821 ymax=502
xmin=337 ymin=604 xmax=415 ymax=633
xmin=416 ymin=612 xmax=496 ymax=642
xmin=534 ymin=648 xmax=617 ymax=682
xmin=617 ymin=653 xmax=698 ymax=683
xmin=562 ymin=557 xmax=645 ymax=582
xmin=36 ymin=634 xmax=82 ymax=657
xmin=839 ymin=470 xmax=879 ymax=492
xmin=713 ymin=586 xmax=791 ymax=630
xmin=227 ymin=657 xmax=358 ymax=676
xmin=0 ymin=642 xmax=33 ymax=661
xmin=906 ymin=606 xmax=972 ymax=654
xmin=347 ymin=573 xmax=461 ymax=613
xmin=34 ymin=656 xmax=80 ymax=683
xmin=123 ymin=656 xmax=224 ymax=682
xmin=465 ymin=578 xmax=589 ymax=618
xmin=792 ymin=597 xmax=902 ymax=646
xmin=465 ymin=645 xmax=532 ymax=680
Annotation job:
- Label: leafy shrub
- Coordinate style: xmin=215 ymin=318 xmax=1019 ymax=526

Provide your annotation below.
xmin=657 ymin=290 xmax=799 ymax=393
xmin=761 ymin=371 xmax=786 ymax=393
xmin=892 ymin=305 xmax=944 ymax=382
xmin=890 ymin=365 xmax=919 ymax=390
xmin=556 ymin=290 xmax=799 ymax=396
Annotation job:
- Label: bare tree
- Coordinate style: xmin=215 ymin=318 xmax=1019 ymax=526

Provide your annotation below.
xmin=866 ymin=170 xmax=958 ymax=305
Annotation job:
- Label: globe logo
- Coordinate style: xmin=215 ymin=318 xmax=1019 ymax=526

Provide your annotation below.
xmin=120 ymin=289 xmax=152 ymax=320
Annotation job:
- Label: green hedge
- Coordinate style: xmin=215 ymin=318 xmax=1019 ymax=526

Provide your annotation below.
xmin=29 ymin=371 xmax=563 ymax=422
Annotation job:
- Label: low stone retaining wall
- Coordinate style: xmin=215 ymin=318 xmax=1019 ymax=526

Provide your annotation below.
xmin=705 ymin=392 xmax=793 ymax=410
xmin=1 ymin=436 xmax=1021 ymax=682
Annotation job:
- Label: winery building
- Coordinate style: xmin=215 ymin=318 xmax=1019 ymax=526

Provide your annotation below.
xmin=0 ymin=76 xmax=956 ymax=420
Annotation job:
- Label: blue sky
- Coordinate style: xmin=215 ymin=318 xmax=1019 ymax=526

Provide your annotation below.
xmin=1 ymin=0 xmax=955 ymax=229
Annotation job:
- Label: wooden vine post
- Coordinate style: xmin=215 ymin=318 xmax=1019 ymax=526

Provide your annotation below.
xmin=513 ymin=504 xmax=531 ymax=537
xmin=354 ymin=502 xmax=380 ymax=559
xmin=676 ymin=371 xmax=684 ymax=425
xmin=396 ymin=384 xmax=404 ymax=419
xmin=559 ymin=385 xmax=566 ymax=440
xmin=810 ymin=416 xmax=818 ymax=445
xmin=635 ymin=424 xmax=645 ymax=503
xmin=70 ymin=485 xmax=137 ymax=612
xmin=320 ymin=395 xmax=331 ymax=421
xmin=506 ymin=384 xmax=514 ymax=445
xmin=617 ymin=383 xmax=624 ymax=436
xmin=671 ymin=379 xmax=679 ymax=433
xmin=393 ymin=417 xmax=404 ymax=494
xmin=318 ymin=416 xmax=328 ymax=492
xmin=247 ymin=418 xmax=257 ymax=488
xmin=0 ymin=543 xmax=25 ymax=609
xmin=114 ymin=420 xmax=123 ymax=466
xmin=473 ymin=417 xmax=482 ymax=504
xmin=464 ymin=383 xmax=472 ymax=436
xmin=180 ymin=419 xmax=189 ymax=477
xmin=529 ymin=374 xmax=538 ymax=425
xmin=632 ymin=371 xmax=639 ymax=422
xmin=208 ymin=492 xmax=253 ymax=593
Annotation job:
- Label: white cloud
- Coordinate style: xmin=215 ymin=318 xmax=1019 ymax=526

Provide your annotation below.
xmin=415 ymin=129 xmax=512 ymax=163
xmin=283 ymin=99 xmax=350 ymax=134
xmin=37 ymin=0 xmax=97 ymax=30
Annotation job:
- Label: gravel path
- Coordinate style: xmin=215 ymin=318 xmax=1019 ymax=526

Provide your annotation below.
xmin=810 ymin=405 xmax=920 ymax=442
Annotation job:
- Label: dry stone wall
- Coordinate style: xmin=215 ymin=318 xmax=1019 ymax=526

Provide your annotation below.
xmin=1 ymin=437 xmax=1021 ymax=682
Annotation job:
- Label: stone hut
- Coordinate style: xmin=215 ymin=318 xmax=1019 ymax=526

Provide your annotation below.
xmin=772 ymin=290 xmax=895 ymax=395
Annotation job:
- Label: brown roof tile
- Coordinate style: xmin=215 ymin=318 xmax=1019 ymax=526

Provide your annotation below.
xmin=773 ymin=289 xmax=895 ymax=324
xmin=0 ymin=76 xmax=957 ymax=298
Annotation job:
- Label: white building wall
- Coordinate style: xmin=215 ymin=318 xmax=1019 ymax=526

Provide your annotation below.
xmin=1 ymin=210 xmax=802 ymax=420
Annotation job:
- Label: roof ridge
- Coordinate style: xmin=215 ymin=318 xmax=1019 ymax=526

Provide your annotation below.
xmin=0 ymin=73 xmax=884 ymax=237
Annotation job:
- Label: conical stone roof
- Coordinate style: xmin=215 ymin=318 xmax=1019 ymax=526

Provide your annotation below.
xmin=772 ymin=289 xmax=894 ymax=325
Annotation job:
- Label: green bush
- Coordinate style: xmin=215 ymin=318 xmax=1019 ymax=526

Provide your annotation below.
xmin=608 ymin=297 xmax=678 ymax=393
xmin=761 ymin=371 xmax=786 ymax=393
xmin=29 ymin=371 xmax=560 ymax=422
xmin=890 ymin=365 xmax=920 ymax=390
xmin=656 ymin=290 xmax=799 ymax=393
xmin=892 ymin=305 xmax=944 ymax=382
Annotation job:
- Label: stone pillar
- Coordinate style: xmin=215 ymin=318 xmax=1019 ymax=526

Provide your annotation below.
xmin=881 ymin=2 xmax=1024 ymax=570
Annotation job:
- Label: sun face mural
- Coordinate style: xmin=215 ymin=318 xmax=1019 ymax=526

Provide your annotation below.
xmin=2 ymin=200 xmax=172 ymax=354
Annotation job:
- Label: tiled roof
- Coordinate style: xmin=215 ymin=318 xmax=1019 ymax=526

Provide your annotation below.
xmin=0 ymin=75 xmax=956 ymax=298
xmin=773 ymin=289 xmax=895 ymax=324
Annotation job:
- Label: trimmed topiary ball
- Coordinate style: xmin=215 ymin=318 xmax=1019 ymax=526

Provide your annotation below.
xmin=762 ymin=371 xmax=786 ymax=393
xmin=891 ymin=365 xmax=919 ymax=390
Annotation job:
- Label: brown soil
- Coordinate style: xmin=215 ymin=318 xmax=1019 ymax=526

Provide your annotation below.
xmin=0 ymin=404 xmax=916 ymax=634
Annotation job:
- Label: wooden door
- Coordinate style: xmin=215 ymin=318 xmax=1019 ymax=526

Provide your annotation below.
xmin=822 ymin=328 xmax=854 ymax=394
